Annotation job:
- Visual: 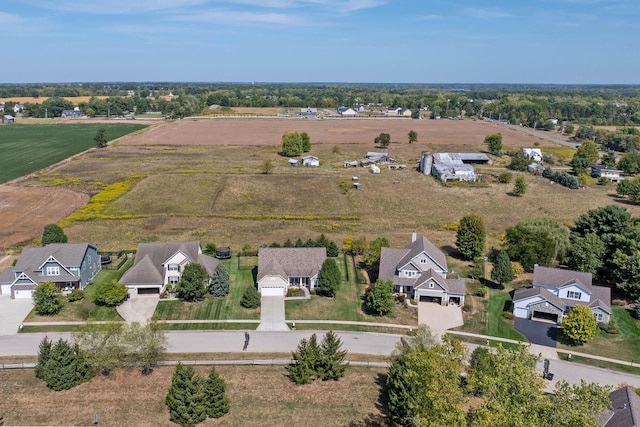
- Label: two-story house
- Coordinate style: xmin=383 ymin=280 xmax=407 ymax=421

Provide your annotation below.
xmin=378 ymin=232 xmax=466 ymax=306
xmin=257 ymin=247 xmax=326 ymax=297
xmin=512 ymin=265 xmax=611 ymax=323
xmin=0 ymin=243 xmax=100 ymax=299
xmin=119 ymin=241 xmax=218 ymax=296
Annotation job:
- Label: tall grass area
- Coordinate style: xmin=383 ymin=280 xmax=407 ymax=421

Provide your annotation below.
xmin=557 ymin=306 xmax=640 ymax=362
xmin=152 ymin=256 xmax=260 ymax=321
xmin=0 ymin=123 xmax=147 ymax=183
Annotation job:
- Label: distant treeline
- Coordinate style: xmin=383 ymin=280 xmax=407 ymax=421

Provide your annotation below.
xmin=2 ymin=82 xmax=640 ymax=125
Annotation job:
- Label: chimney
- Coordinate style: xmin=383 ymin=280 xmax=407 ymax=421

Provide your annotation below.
xmin=412 ymin=230 xmax=417 ymax=242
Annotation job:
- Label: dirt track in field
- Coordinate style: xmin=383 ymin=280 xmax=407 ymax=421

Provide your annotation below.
xmin=122 ymin=117 xmax=560 ymax=150
xmin=0 ymin=186 xmax=88 ymax=249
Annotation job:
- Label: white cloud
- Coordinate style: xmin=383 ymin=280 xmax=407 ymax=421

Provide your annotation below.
xmin=463 ymin=8 xmax=512 ymax=19
xmin=175 ymin=9 xmax=299 ymax=25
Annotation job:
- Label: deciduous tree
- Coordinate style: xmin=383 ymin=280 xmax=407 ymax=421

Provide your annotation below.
xmin=575 ymin=140 xmax=600 ymax=164
xmin=408 ymin=130 xmax=418 ymax=144
xmin=300 ymin=132 xmax=311 ymax=152
xmin=363 ymin=279 xmax=395 ymax=316
xmin=362 ymin=236 xmax=389 ymax=267
xmin=456 ymin=215 xmax=486 ymax=260
xmin=484 ymin=133 xmax=503 ymax=156
xmin=562 ymin=305 xmax=598 ymax=344
xmin=374 ymin=132 xmax=391 ymax=148
xmin=281 ymin=131 xmax=303 ymax=156
xmin=93 ymin=280 xmax=128 ymax=306
xmin=177 ymin=263 xmax=209 ymax=301
xmin=566 ymin=233 xmax=606 ymax=275
xmin=33 ymin=282 xmax=64 ymax=315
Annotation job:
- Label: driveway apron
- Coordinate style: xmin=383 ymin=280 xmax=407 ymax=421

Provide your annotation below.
xmin=257 ymin=296 xmax=289 ymax=331
xmin=0 ymin=297 xmax=34 ymax=335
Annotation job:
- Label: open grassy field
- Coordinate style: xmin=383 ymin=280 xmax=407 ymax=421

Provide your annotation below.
xmin=0 ymin=123 xmax=147 ymax=184
xmin=0 ymin=365 xmax=387 ymax=426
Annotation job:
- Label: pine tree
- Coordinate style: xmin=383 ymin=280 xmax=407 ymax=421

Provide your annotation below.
xmin=166 ymin=363 xmax=207 ymax=427
xmin=288 ymin=334 xmax=320 ymax=384
xmin=202 ymin=367 xmax=230 ymax=419
xmin=491 ymin=251 xmax=515 ymax=285
xmin=513 ymin=176 xmax=527 ymax=196
xmin=317 ymin=331 xmax=347 ymax=381
xmin=35 ymin=336 xmax=52 ymax=380
xmin=43 ymin=339 xmax=93 ymax=391
xmin=318 ymin=258 xmax=340 ymax=297
xmin=209 ymin=264 xmax=230 ymax=297
xmin=240 ymin=286 xmax=261 ymax=309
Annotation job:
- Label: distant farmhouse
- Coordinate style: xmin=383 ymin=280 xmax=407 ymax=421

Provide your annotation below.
xmin=522 ymin=148 xmax=543 ymax=162
xmin=419 ymin=151 xmax=491 ymax=182
xmin=300 ymin=107 xmax=317 ymax=116
xmin=591 ymin=164 xmax=623 ymax=182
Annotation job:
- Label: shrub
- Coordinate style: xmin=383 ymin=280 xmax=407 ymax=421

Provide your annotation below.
xmin=475 ymin=287 xmax=488 ymax=298
xmin=611 ymin=299 xmax=627 ymax=307
xmin=497 ymin=171 xmax=513 ymax=183
xmin=502 ymin=312 xmax=515 ymax=320
xmin=67 ymin=289 xmax=84 ymax=302
xmin=34 ymin=282 xmax=64 ymax=315
xmin=94 ymin=280 xmax=128 ymax=306
xmin=598 ymin=320 xmax=619 ymax=334
xmin=396 ymin=293 xmax=406 ymax=303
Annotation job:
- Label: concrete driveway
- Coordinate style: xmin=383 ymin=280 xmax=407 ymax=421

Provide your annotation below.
xmin=0 ymin=296 xmax=34 ymax=335
xmin=257 ymin=296 xmax=289 ymax=331
xmin=514 ymin=318 xmax=558 ymax=348
xmin=116 ymin=295 xmax=159 ymax=323
xmin=418 ymin=302 xmax=463 ymax=332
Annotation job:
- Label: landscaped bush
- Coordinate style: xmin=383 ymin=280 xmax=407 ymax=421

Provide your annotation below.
xmin=475 ymin=287 xmax=488 ymax=298
xmin=598 ymin=320 xmax=619 ymax=334
xmin=67 ymin=289 xmax=84 ymax=302
xmin=502 ymin=311 xmax=515 ymax=320
xmin=240 ymin=286 xmax=260 ymax=309
xmin=94 ymin=280 xmax=128 ymax=306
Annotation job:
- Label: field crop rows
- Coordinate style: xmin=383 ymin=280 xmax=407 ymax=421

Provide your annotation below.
xmin=0 ymin=123 xmax=147 ymax=184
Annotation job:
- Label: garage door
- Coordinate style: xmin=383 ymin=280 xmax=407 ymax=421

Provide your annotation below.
xmin=261 ymin=287 xmax=284 ymax=297
xmin=14 ymin=290 xmax=34 ymax=299
xmin=532 ymin=311 xmax=559 ymax=323
xmin=138 ymin=287 xmax=160 ymax=295
xmin=419 ymin=295 xmax=442 ymax=304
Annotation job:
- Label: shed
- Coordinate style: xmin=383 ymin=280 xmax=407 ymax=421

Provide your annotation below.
xmin=302 ymin=156 xmax=319 ymax=167
xmin=288 ymin=159 xmax=300 ymax=166
xmin=370 ymin=164 xmax=381 ymax=174
xmin=353 ymin=183 xmax=362 ymax=189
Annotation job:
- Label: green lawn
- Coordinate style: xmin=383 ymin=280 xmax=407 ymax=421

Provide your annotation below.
xmin=557 ymin=306 xmax=640 ymax=362
xmin=485 ymin=290 xmax=527 ymax=341
xmin=0 ymin=123 xmax=147 ymax=183
xmin=152 ymin=257 xmax=260 ymax=321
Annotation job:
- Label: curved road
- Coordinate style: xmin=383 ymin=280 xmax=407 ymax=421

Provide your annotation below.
xmin=484 ymin=118 xmax=578 ymax=148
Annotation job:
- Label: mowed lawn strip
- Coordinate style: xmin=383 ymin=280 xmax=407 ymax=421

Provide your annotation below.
xmin=0 ymin=366 xmax=387 ymax=427
xmin=557 ymin=306 xmax=640 ymax=362
xmin=0 ymin=123 xmax=147 ymax=183
xmin=486 ymin=290 xmax=527 ymax=341
xmin=152 ymin=257 xmax=260 ymax=321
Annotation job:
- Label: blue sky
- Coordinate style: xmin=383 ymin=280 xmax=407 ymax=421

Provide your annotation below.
xmin=2 ymin=0 xmax=639 ymax=84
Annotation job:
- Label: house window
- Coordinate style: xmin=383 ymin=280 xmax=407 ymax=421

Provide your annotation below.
xmin=405 ymin=271 xmax=416 ymax=278
xmin=420 ymin=259 xmax=427 ymax=264
xmin=46 ymin=266 xmax=60 ymax=276
xmin=169 ymin=277 xmax=179 ymax=285
xmin=429 ymin=282 xmax=434 ymax=289
xmin=168 ymin=264 xmax=180 ymax=272
xmin=566 ymin=291 xmax=582 ymax=300
xmin=594 ymin=313 xmax=603 ymax=322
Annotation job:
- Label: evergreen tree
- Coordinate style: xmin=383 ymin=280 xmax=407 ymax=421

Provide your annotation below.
xmin=283 ymin=238 xmax=294 ymax=248
xmin=318 ymin=258 xmax=340 ymax=297
xmin=456 ymin=215 xmax=486 ymax=260
xmin=317 ymin=331 xmax=347 ymax=381
xmin=491 ymin=251 xmax=515 ymax=285
xmin=41 ymin=224 xmax=67 ymax=245
xmin=165 ymin=363 xmax=207 ymax=427
xmin=513 ymin=176 xmax=527 ymax=196
xmin=94 ymin=128 xmax=108 ymax=148
xmin=288 ymin=334 xmax=320 ymax=384
xmin=202 ymin=367 xmax=230 ymax=419
xmin=33 ymin=281 xmax=64 ymax=315
xmin=209 ymin=264 xmax=230 ymax=297
xmin=35 ymin=336 xmax=52 ymax=380
xmin=327 ymin=241 xmax=340 ymax=257
xmin=43 ymin=339 xmax=93 ymax=391
xmin=240 ymin=286 xmax=261 ymax=309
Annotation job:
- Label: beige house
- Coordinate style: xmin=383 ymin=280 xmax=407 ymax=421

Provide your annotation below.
xmin=257 ymin=247 xmax=326 ymax=297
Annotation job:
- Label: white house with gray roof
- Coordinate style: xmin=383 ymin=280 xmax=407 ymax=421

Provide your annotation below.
xmin=378 ymin=232 xmax=466 ymax=306
xmin=119 ymin=241 xmax=218 ymax=296
xmin=512 ymin=265 xmax=611 ymax=323
xmin=257 ymin=247 xmax=326 ymax=297
xmin=0 ymin=243 xmax=100 ymax=299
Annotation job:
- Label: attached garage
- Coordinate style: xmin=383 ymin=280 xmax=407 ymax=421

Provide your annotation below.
xmin=532 ymin=311 xmax=559 ymax=323
xmin=137 ymin=287 xmax=160 ymax=295
xmin=419 ymin=295 xmax=442 ymax=304
xmin=13 ymin=289 xmax=34 ymax=299
xmin=260 ymin=287 xmax=285 ymax=297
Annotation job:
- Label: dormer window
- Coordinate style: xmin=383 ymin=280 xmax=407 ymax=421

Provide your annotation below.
xmin=46 ymin=266 xmax=60 ymax=276
xmin=429 ymin=282 xmax=434 ymax=288
xmin=406 ymin=271 xmax=416 ymax=278
xmin=420 ymin=258 xmax=427 ymax=264
xmin=567 ymin=291 xmax=582 ymax=300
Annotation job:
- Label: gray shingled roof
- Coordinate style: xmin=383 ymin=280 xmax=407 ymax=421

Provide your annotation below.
xmin=533 ymin=265 xmax=593 ymax=292
xmin=590 ymin=285 xmax=612 ymax=313
xmin=120 ymin=241 xmax=218 ymax=286
xmin=378 ymin=247 xmax=408 ymax=282
xmin=605 ymin=386 xmax=640 ymax=427
xmin=396 ymin=236 xmax=448 ymax=272
xmin=413 ymin=269 xmax=466 ymax=295
xmin=513 ymin=286 xmax=567 ymax=311
xmin=257 ymin=247 xmax=326 ymax=281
